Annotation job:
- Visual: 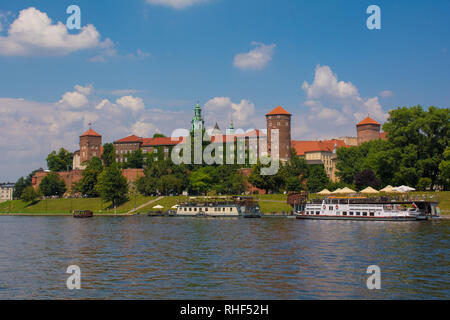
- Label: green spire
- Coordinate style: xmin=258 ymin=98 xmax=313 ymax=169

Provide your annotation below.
xmin=191 ymin=102 xmax=204 ymax=132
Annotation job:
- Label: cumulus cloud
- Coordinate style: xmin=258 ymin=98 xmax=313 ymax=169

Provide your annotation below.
xmin=233 ymin=42 xmax=276 ymax=71
xmin=0 ymin=86 xmax=196 ymax=180
xmin=145 ymin=0 xmax=208 ymax=9
xmin=116 ymin=96 xmax=145 ymax=113
xmin=0 ymin=7 xmax=111 ymax=56
xmin=204 ymin=97 xmax=257 ymax=128
xmin=295 ymin=65 xmax=389 ymax=139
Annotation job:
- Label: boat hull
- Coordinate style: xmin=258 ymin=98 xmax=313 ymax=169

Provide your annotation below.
xmin=295 ymin=214 xmax=420 ymax=221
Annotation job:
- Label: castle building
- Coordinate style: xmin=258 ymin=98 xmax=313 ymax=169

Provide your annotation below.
xmin=266 ymin=106 xmax=292 ymax=161
xmin=72 ymin=129 xmax=103 ymax=170
xmin=0 ymin=183 xmax=14 ymax=202
xmin=356 ymin=116 xmax=381 ymax=145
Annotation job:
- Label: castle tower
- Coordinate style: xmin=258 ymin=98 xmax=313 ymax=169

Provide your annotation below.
xmin=79 ymin=128 xmax=102 ymax=164
xmin=191 ymin=102 xmax=205 ymax=132
xmin=357 ymin=116 xmax=381 ymax=145
xmin=266 ymin=106 xmax=291 ymax=161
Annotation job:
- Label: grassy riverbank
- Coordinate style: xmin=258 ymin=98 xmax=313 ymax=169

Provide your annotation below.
xmin=0 ymin=196 xmax=156 ymax=215
xmin=0 ymin=192 xmax=448 ymax=215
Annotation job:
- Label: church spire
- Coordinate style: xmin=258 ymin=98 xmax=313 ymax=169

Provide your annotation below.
xmin=191 ymin=102 xmax=205 ymax=132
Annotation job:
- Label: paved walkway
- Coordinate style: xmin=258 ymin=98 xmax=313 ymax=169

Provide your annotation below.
xmin=126 ymin=196 xmax=165 ymax=215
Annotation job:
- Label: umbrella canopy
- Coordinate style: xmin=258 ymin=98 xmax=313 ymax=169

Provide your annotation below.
xmin=340 ymin=187 xmax=356 ymax=194
xmin=152 ymin=205 xmax=164 ymax=209
xmin=360 ymin=186 xmax=379 ymax=194
xmin=332 ymin=188 xmax=343 ymax=194
xmin=380 ymin=185 xmax=395 ymax=192
xmin=317 ymin=189 xmax=332 ymax=195
xmin=393 ymin=185 xmax=416 ymax=193
xmin=171 ymin=205 xmax=179 ymax=209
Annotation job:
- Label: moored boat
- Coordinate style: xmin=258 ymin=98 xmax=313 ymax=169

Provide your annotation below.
xmin=295 ymin=196 xmax=440 ymax=221
xmin=73 ymin=210 xmax=93 ymax=218
xmin=176 ymin=196 xmax=262 ymax=218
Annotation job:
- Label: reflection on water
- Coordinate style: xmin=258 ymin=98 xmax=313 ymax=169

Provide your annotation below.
xmin=0 ymin=216 xmax=448 ymax=299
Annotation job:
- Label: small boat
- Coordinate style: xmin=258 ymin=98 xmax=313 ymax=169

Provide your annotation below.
xmin=147 ymin=211 xmax=165 ymax=217
xmin=295 ymin=196 xmax=440 ymax=221
xmin=73 ymin=210 xmax=93 ymax=218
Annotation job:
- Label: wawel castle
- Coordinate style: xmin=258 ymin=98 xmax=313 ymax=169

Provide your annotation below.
xmin=33 ymin=103 xmax=386 ymax=191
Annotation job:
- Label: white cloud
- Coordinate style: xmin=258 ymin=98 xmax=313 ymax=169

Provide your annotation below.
xmin=116 ymin=96 xmax=145 ymax=113
xmin=380 ymin=90 xmax=393 ymax=98
xmin=57 ymin=84 xmax=93 ymax=108
xmin=0 ymin=88 xmax=195 ymax=180
xmin=132 ymin=121 xmax=158 ymax=137
xmin=233 ymin=42 xmax=276 ymax=71
xmin=145 ymin=0 xmax=208 ymax=9
xmin=0 ymin=7 xmax=110 ymax=56
xmin=204 ymin=97 xmax=256 ymax=128
xmin=296 ymin=65 xmax=389 ymax=139
xmin=110 ymin=89 xmax=143 ymax=96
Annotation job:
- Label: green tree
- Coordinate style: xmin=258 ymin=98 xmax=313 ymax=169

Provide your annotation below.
xmin=95 ymin=164 xmax=128 ymax=206
xmin=46 ymin=148 xmax=73 ymax=172
xmin=39 ymin=172 xmax=67 ymax=197
xmin=123 ymin=150 xmax=144 ymax=169
xmin=102 ymin=143 xmax=115 ymax=167
xmin=438 ymin=147 xmax=450 ymax=190
xmin=306 ymin=165 xmax=329 ymax=193
xmin=248 ymin=158 xmax=284 ymax=193
xmin=78 ymin=157 xmax=103 ymax=197
xmin=21 ymin=186 xmax=40 ymax=203
xmin=189 ymin=167 xmax=215 ymax=194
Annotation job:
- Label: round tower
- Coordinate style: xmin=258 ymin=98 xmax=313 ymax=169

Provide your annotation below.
xmin=266 ymin=106 xmax=291 ymax=161
xmin=357 ymin=116 xmax=381 ymax=145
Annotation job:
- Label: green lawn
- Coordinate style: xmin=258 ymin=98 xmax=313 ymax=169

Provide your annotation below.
xmin=0 ymin=195 xmax=156 ymax=215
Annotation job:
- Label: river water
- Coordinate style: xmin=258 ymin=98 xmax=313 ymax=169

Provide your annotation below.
xmin=0 ymin=216 xmax=448 ymax=299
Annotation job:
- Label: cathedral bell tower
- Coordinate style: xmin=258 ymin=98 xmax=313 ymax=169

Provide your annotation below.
xmin=191 ymin=102 xmax=205 ymax=132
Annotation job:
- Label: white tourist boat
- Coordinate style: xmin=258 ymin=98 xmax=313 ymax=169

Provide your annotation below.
xmin=176 ymin=196 xmax=262 ymax=218
xmin=295 ymin=196 xmax=440 ymax=221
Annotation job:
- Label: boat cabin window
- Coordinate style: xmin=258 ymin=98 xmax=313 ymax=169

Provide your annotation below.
xmin=343 ymin=212 xmax=347 ymax=216
xmin=363 ymin=212 xmax=367 ymax=216
xmin=189 ymin=208 xmax=192 ymax=211
xmin=356 ymin=212 xmax=361 ymax=216
xmin=205 ymin=208 xmax=208 ymax=211
xmin=329 ymin=206 xmax=333 ymax=210
xmin=370 ymin=212 xmax=375 ymax=217
xmin=316 ymin=211 xmax=320 ymax=215
xmin=349 ymin=212 xmax=354 ymax=216
xmin=194 ymin=208 xmax=197 ymax=212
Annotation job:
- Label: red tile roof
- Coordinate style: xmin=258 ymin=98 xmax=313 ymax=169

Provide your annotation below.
xmin=266 ymin=105 xmax=291 ymax=116
xmin=80 ymin=129 xmax=101 ymax=137
xmin=357 ymin=116 xmax=379 ymax=126
xmin=114 ymin=135 xmax=143 ymax=143
xmin=142 ymin=137 xmax=184 ymax=146
xmin=292 ymin=139 xmax=348 ymax=156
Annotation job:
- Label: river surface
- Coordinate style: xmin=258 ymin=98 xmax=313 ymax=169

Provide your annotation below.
xmin=0 ymin=216 xmax=448 ymax=299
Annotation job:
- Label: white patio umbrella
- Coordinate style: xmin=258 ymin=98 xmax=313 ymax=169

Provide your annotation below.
xmin=380 ymin=185 xmax=395 ymax=192
xmin=152 ymin=205 xmax=164 ymax=209
xmin=393 ymin=185 xmax=416 ymax=193
xmin=317 ymin=189 xmax=332 ymax=195
xmin=340 ymin=187 xmax=356 ymax=194
xmin=332 ymin=188 xmax=343 ymax=194
xmin=360 ymin=186 xmax=379 ymax=194
xmin=171 ymin=204 xmax=179 ymax=209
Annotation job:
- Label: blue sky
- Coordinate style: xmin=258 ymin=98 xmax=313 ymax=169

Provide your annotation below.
xmin=0 ymin=0 xmax=449 ymax=180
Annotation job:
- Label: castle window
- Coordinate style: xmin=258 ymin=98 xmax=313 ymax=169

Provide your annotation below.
xmin=154 ymin=149 xmax=158 ymax=153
